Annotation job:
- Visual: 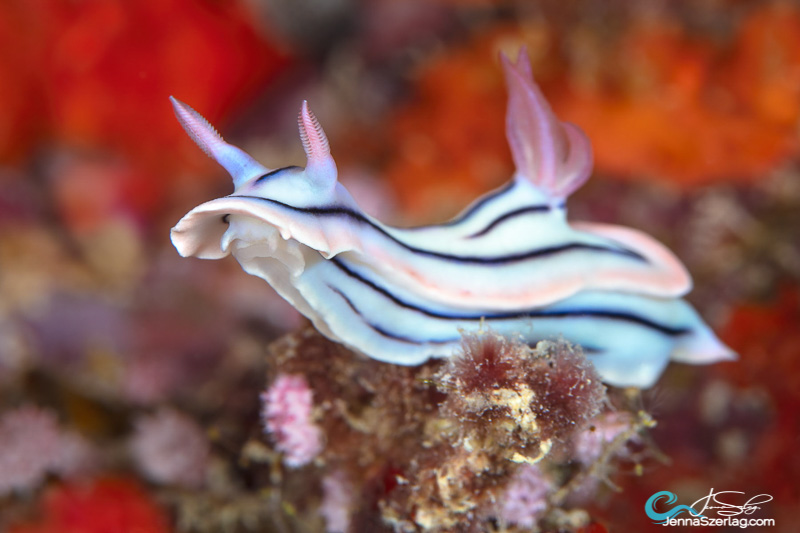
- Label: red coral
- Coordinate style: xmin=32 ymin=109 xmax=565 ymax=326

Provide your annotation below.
xmin=577 ymin=523 xmax=609 ymax=533
xmin=551 ymin=12 xmax=800 ymax=187
xmin=9 ymin=478 xmax=172 ymax=533
xmin=717 ymin=288 xmax=800 ymax=507
xmin=381 ymin=28 xmax=513 ymax=219
xmin=719 ymin=288 xmax=800 ymax=399
xmin=378 ymin=8 xmax=800 ymax=216
xmin=723 ymin=4 xmax=800 ymax=129
xmin=0 ymin=0 xmax=289 ymax=221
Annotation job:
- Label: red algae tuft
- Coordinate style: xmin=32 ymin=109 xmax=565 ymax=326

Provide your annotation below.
xmin=526 ymin=339 xmax=606 ymax=442
xmin=437 ymin=332 xmax=605 ymax=451
xmin=447 ymin=332 xmax=521 ymax=392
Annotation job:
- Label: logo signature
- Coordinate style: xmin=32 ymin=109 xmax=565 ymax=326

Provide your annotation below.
xmin=645 ymin=489 xmax=773 ymax=525
xmin=645 ymin=491 xmax=706 ymax=524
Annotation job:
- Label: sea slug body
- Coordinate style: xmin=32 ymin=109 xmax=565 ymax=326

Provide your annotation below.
xmin=170 ymin=49 xmax=735 ymax=388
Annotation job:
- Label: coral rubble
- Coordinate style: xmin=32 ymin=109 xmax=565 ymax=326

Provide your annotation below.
xmin=262 ymin=327 xmax=645 ymax=532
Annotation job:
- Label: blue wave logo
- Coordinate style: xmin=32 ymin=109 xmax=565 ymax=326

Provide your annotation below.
xmin=645 ymin=491 xmax=706 ymax=524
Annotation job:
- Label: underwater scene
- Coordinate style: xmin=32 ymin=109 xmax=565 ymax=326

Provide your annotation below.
xmin=0 ymin=1 xmax=798 ymax=532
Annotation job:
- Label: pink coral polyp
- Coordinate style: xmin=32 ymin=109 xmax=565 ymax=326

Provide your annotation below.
xmin=262 ymin=374 xmax=323 ymax=467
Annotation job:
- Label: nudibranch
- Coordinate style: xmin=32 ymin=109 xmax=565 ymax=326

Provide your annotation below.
xmin=170 ymin=49 xmax=735 ymax=388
